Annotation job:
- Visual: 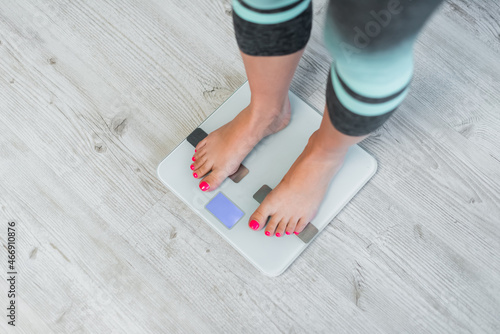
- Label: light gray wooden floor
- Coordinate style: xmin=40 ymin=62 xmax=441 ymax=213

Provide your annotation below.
xmin=0 ymin=0 xmax=499 ymax=333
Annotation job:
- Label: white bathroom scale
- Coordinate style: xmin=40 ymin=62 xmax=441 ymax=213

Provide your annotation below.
xmin=157 ymin=81 xmax=377 ymax=276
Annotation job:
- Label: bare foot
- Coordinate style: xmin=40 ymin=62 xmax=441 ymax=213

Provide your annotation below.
xmin=247 ymin=130 xmax=347 ymax=237
xmin=190 ymin=97 xmax=291 ymax=191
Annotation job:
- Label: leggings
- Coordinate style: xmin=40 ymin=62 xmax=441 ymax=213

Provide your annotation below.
xmin=232 ymin=0 xmax=443 ymax=136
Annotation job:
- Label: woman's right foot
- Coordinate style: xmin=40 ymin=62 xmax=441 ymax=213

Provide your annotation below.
xmin=190 ymin=96 xmax=291 ymax=191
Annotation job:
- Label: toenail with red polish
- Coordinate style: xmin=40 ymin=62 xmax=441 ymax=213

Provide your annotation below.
xmin=294 ymin=231 xmax=299 ymax=235
xmin=190 ymin=164 xmax=195 ymax=170
xmin=199 ymin=181 xmax=210 ymax=191
xmin=195 ymin=149 xmax=197 ymax=152
xmin=276 ymin=233 xmax=281 ymax=237
xmin=193 ymin=172 xmax=198 ymax=178
xmin=192 ymin=156 xmax=196 ymax=161
xmin=286 ymin=231 xmax=290 ymax=235
xmin=249 ymin=220 xmax=259 ymax=230
xmin=265 ymin=231 xmax=271 ymax=236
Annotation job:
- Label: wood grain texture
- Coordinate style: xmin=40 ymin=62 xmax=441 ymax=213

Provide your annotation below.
xmin=0 ymin=0 xmax=499 ymax=333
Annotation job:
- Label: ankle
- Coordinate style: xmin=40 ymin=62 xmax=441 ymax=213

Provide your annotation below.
xmin=249 ymin=94 xmax=289 ymax=116
xmin=307 ymin=130 xmax=349 ymax=159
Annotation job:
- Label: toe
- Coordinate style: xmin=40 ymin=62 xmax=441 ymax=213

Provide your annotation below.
xmin=248 ymin=203 xmax=274 ymax=231
xmin=294 ymin=217 xmax=309 ymax=235
xmin=193 ymin=160 xmax=212 ymax=179
xmin=275 ymin=218 xmax=288 ymax=237
xmin=286 ymin=217 xmax=299 ymax=235
xmin=192 ymin=149 xmax=205 ymax=162
xmin=195 ymin=138 xmax=207 ymax=153
xmin=198 ymin=168 xmax=227 ymax=192
xmin=264 ymin=215 xmax=281 ymax=237
xmin=192 ymin=156 xmax=207 ymax=175
xmin=264 ymin=215 xmax=283 ymax=237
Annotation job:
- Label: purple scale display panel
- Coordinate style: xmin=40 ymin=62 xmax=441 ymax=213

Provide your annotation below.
xmin=205 ymin=192 xmax=244 ymax=229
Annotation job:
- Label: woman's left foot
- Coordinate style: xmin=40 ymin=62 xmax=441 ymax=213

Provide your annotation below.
xmin=247 ymin=130 xmax=348 ymax=237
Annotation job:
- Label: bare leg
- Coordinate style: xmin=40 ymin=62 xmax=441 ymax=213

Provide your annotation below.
xmin=242 ymin=49 xmax=304 ymax=112
xmin=190 ymin=48 xmax=305 ymax=191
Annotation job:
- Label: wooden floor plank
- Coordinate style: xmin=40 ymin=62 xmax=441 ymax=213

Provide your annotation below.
xmin=0 ymin=0 xmax=498 ymax=333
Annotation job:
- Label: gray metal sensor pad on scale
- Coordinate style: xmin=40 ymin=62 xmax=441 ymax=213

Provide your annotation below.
xmin=157 ymin=81 xmax=377 ymax=276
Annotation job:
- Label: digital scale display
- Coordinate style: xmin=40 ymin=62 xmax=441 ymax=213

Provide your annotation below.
xmin=205 ymin=192 xmax=244 ymax=229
